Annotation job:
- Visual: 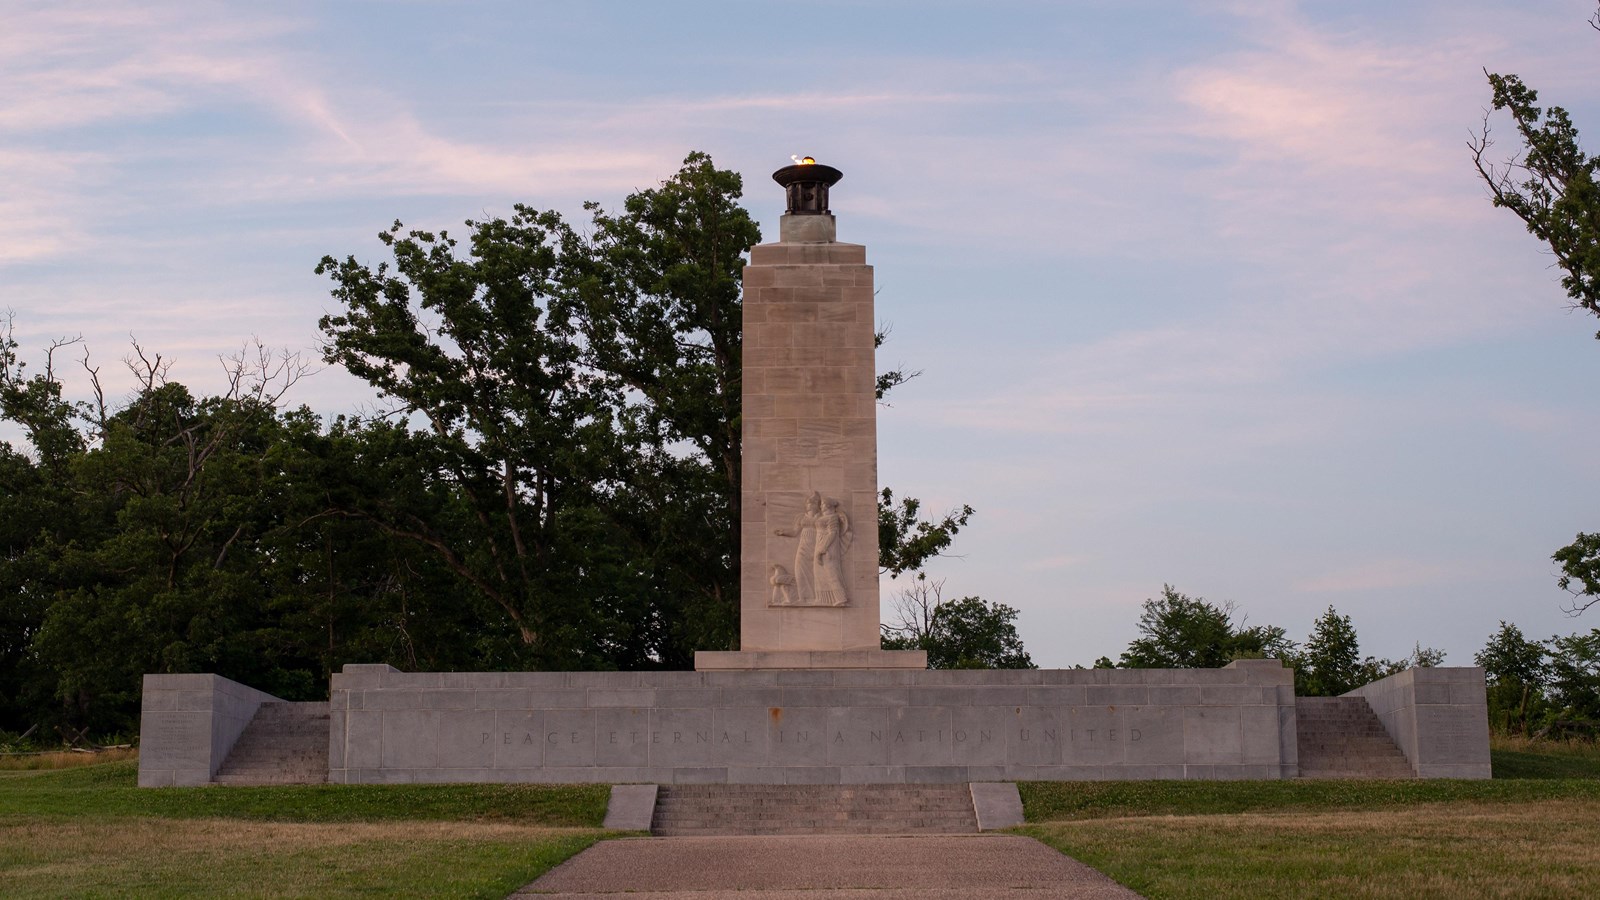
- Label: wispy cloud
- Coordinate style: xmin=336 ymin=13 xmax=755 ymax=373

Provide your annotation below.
xmin=1294 ymin=558 xmax=1477 ymax=593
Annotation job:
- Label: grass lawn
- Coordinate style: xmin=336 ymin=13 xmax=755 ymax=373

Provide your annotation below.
xmin=1018 ymin=739 xmax=1600 ymax=900
xmin=0 ymin=760 xmax=610 ymax=899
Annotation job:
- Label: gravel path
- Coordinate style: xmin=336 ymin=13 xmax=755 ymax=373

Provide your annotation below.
xmin=511 ymin=834 xmax=1141 ymax=898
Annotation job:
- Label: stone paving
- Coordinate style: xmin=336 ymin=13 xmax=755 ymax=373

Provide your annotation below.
xmin=511 ymin=834 xmax=1141 ymax=898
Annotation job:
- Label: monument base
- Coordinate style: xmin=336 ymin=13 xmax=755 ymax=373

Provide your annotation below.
xmin=694 ymin=650 xmax=927 ymax=671
xmin=137 ymin=661 xmax=1492 ymax=786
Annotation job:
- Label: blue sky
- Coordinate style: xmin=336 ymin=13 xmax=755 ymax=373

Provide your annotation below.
xmin=4 ymin=0 xmax=1600 ymax=668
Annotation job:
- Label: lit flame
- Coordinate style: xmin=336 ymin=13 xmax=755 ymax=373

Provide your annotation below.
xmin=790 ymin=155 xmax=816 ymax=165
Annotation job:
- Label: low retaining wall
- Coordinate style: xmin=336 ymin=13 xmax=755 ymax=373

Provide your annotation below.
xmin=326 ymin=659 xmax=1298 ymax=784
xmin=1348 ymin=666 xmax=1492 ymax=779
xmin=137 ymin=674 xmax=282 ymax=787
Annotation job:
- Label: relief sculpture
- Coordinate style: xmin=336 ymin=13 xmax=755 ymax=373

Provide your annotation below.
xmin=772 ymin=491 xmax=851 ymax=607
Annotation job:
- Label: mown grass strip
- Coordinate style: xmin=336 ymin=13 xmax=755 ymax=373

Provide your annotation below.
xmin=1019 ymin=775 xmax=1600 ymax=822
xmin=0 ymin=818 xmax=602 ymax=900
xmin=0 ymin=760 xmax=609 ymax=826
xmin=1021 ymin=798 xmax=1600 ymax=900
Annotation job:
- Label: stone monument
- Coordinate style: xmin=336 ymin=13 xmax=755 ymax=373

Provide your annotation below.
xmin=696 ymin=159 xmax=924 ymax=671
xmin=137 ymin=157 xmax=1492 ymax=788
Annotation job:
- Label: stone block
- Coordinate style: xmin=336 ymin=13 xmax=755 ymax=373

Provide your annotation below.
xmin=139 ymin=711 xmax=213 ymax=771
xmin=1061 ymin=707 xmax=1120 ymax=765
xmin=381 ymin=710 xmax=440 ymax=769
xmin=1085 ymin=685 xmax=1149 ymax=706
xmin=970 ymin=782 xmax=1025 ymax=831
xmin=826 ymin=706 xmax=889 ymax=766
xmin=1239 ymin=704 xmax=1285 ymax=765
xmin=1025 ymin=686 xmax=1088 ymax=707
xmin=425 ymin=690 xmax=478 ymax=709
xmin=138 ymin=768 xmax=175 ymax=788
xmin=1146 ymin=685 xmax=1204 ymax=705
xmin=1200 ymin=685 xmax=1262 ymax=706
xmin=887 ymin=706 xmax=955 ymax=766
xmin=438 ymin=709 xmax=497 ymax=767
xmin=328 ymin=711 xmax=347 ymax=770
xmin=1414 ymin=704 xmax=1492 ymax=766
xmin=525 ymin=690 xmax=591 ymax=709
xmin=475 ymin=690 xmax=532 ymax=709
xmin=602 ymin=784 xmax=658 ymax=830
xmin=838 ymin=766 xmax=902 ymax=783
xmin=647 ymin=707 xmax=715 ymax=767
xmin=589 ymin=689 xmax=657 ymax=708
xmin=672 ymin=767 xmax=730 ymax=784
xmin=727 ymin=766 xmax=788 ymax=784
xmin=950 ymin=706 xmax=1009 ymax=766
xmin=1124 ymin=706 xmax=1184 ymax=765
xmin=783 ymin=766 xmax=841 ymax=784
xmin=712 ymin=707 xmax=770 ymax=767
xmin=344 ymin=709 xmax=383 ymax=769
xmin=593 ymin=709 xmax=649 ymax=767
xmin=542 ymin=709 xmax=597 ymax=767
xmin=1183 ymin=707 xmax=1243 ymax=765
xmin=768 ymin=706 xmax=829 ymax=766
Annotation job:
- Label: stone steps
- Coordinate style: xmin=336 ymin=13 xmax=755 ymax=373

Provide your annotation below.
xmin=213 ymin=701 xmax=330 ymax=785
xmin=651 ymin=784 xmax=980 ymax=836
xmin=1295 ymin=697 xmax=1414 ymax=779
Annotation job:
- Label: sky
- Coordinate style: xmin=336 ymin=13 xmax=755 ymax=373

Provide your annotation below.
xmin=4 ymin=0 xmax=1600 ymax=669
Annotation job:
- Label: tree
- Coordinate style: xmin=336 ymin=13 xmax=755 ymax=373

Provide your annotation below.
xmin=1289 ymin=606 xmax=1444 ymax=696
xmin=1117 ymin=585 xmax=1293 ymax=669
xmin=1475 ymin=621 xmax=1549 ymax=734
xmin=1296 ymin=606 xmax=1365 ymax=696
xmin=1470 ymin=4 xmax=1600 ymax=322
xmin=881 ymin=578 xmax=1034 ymax=669
xmin=1473 ymin=6 xmax=1600 ymax=614
xmin=1543 ymin=628 xmax=1600 ymax=737
xmin=877 ymin=488 xmax=973 ymax=578
xmin=1553 ymin=534 xmax=1600 ymax=615
xmin=319 ymin=152 xmax=980 ymax=666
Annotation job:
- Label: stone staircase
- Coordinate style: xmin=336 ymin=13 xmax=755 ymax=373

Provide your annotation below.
xmin=651 ymin=783 xmax=980 ymax=835
xmin=213 ymin=701 xmax=330 ymax=785
xmin=1296 ymin=697 xmax=1414 ymax=779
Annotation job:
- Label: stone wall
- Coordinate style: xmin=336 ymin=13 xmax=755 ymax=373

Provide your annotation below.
xmin=1347 ymin=666 xmax=1492 ymax=779
xmin=327 ymin=660 xmax=1297 ymax=784
xmin=137 ymin=673 xmax=282 ymax=786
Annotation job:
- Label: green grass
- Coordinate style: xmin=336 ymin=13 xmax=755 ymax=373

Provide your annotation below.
xmin=0 ymin=759 xmax=609 ymax=824
xmin=1020 ymin=800 xmax=1600 ymax=899
xmin=1490 ymin=734 xmax=1600 ymax=779
xmin=0 ymin=760 xmax=611 ymax=898
xmin=1017 ymin=738 xmax=1600 ymax=899
xmin=1019 ymin=774 xmax=1600 ymax=822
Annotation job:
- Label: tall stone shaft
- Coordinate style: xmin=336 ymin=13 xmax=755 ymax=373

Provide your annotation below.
xmin=697 ymin=161 xmax=923 ymax=670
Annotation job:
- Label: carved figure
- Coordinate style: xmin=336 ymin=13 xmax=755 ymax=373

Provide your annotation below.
xmin=769 ymin=564 xmax=796 ymax=607
xmin=774 ymin=492 xmax=822 ymax=604
xmin=813 ymin=497 xmax=853 ymax=607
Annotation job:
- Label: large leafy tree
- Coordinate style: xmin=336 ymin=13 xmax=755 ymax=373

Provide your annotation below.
xmin=1118 ymin=585 xmax=1293 ymax=669
xmin=1473 ymin=6 xmax=1600 ymax=613
xmin=881 ymin=578 xmax=1033 ymax=669
xmin=316 ymin=154 xmax=775 ymax=667
xmin=318 ymin=204 xmax=649 ymax=668
xmin=1289 ymin=606 xmax=1442 ymax=696
xmin=1295 ymin=606 xmax=1365 ymax=697
xmin=1476 ymin=621 xmax=1550 ymax=735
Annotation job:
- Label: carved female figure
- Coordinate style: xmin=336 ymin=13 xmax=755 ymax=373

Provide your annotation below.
xmin=813 ymin=497 xmax=853 ymax=607
xmin=774 ymin=492 xmax=822 ymax=604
